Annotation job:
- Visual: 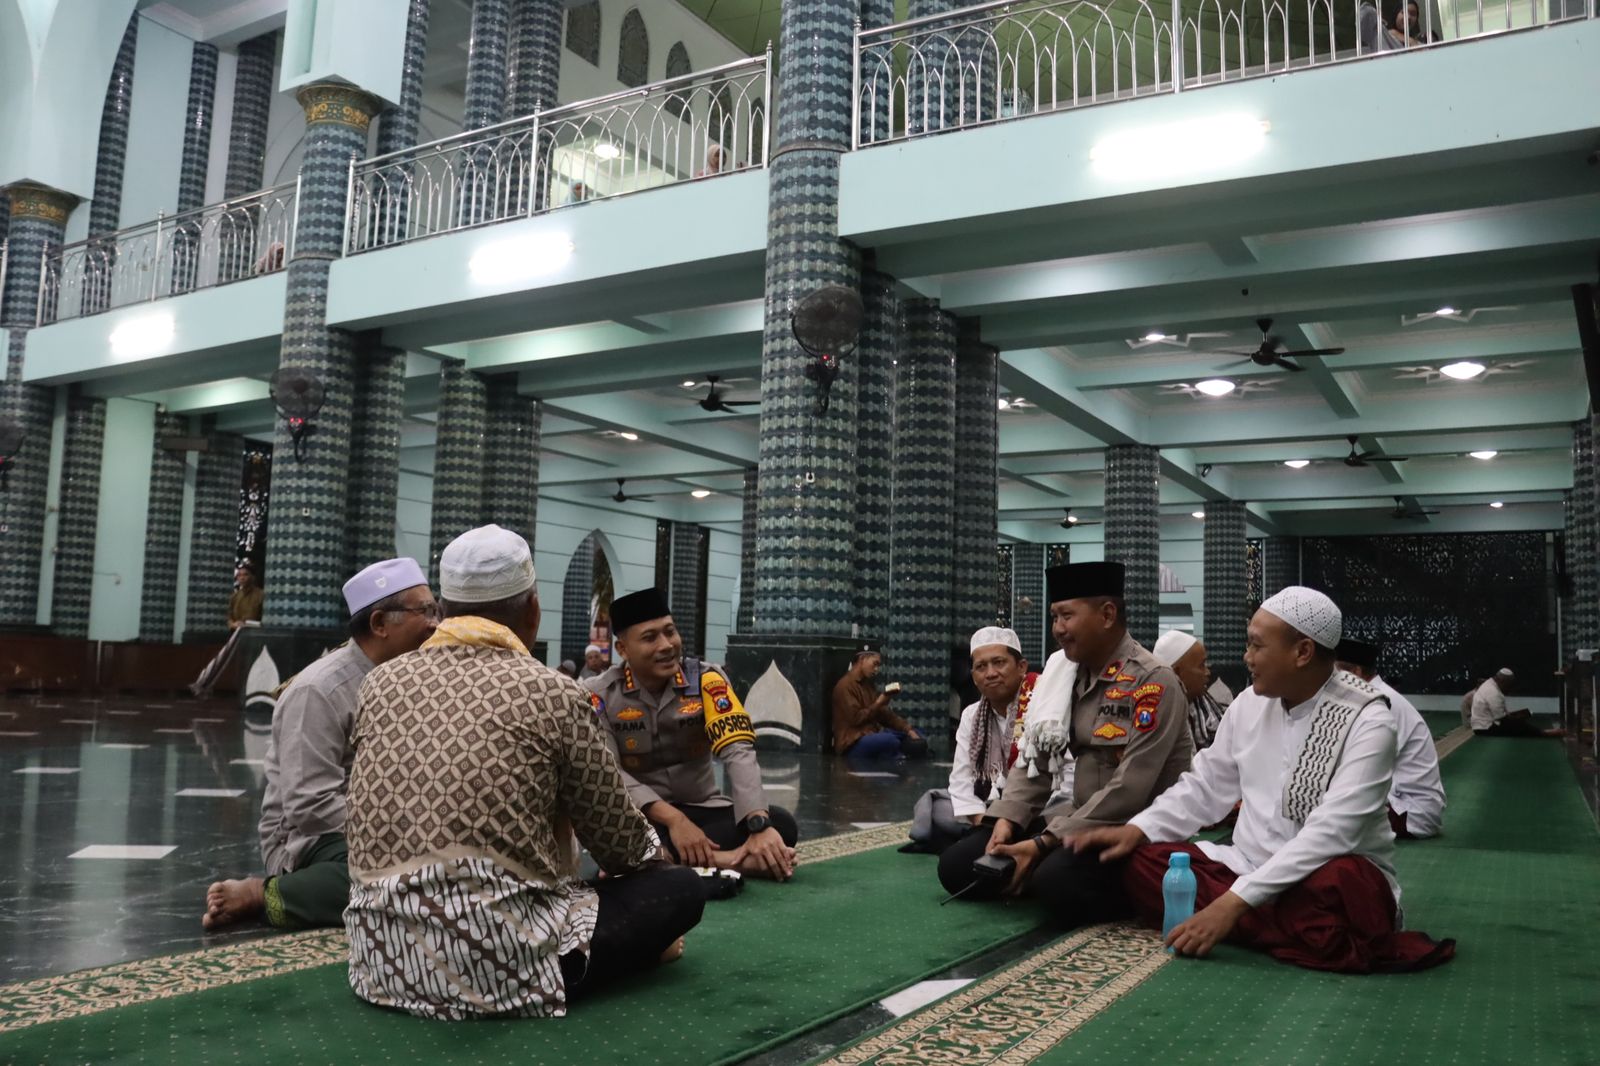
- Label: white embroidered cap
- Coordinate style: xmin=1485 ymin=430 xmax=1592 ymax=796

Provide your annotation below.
xmin=342 ymin=557 xmax=427 ymax=617
xmin=584 ymin=643 xmax=604 ymax=655
xmin=439 ymin=524 xmax=536 ymax=604
xmin=970 ymin=626 xmax=1022 ymax=655
xmin=1151 ymin=629 xmax=1198 ymax=666
xmin=1260 ymin=585 xmax=1343 ymax=649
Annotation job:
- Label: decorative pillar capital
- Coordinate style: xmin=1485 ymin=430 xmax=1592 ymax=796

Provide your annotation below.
xmin=5 ymin=183 xmax=78 ymax=225
xmin=295 ymin=83 xmax=383 ymax=129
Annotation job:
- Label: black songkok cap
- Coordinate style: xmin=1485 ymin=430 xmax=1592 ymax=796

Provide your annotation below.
xmin=610 ymin=587 xmax=673 ymax=634
xmin=1336 ymin=637 xmax=1380 ymax=669
xmin=1045 ymin=561 xmax=1125 ymax=604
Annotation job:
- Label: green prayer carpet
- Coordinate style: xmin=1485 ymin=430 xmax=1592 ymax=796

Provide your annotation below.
xmin=2 ymin=847 xmax=1034 ymax=1066
xmin=1034 ymin=737 xmax=1600 ymax=1066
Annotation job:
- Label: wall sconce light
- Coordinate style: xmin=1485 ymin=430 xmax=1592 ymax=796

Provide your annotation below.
xmin=792 ymin=285 xmax=865 ymax=416
xmin=270 ymin=368 xmax=326 ymax=461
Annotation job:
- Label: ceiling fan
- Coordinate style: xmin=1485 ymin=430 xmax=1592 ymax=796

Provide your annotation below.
xmin=1343 ymin=435 xmax=1411 ymax=467
xmin=1390 ymin=496 xmax=1440 ymax=521
xmin=1216 ymin=318 xmax=1345 ymax=373
xmin=1060 ymin=508 xmax=1101 ymax=528
xmin=697 ymin=375 xmax=759 ymax=414
xmin=609 ymin=478 xmax=656 ymax=503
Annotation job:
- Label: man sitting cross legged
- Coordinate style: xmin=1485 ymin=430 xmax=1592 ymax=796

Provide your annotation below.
xmin=345 ymin=526 xmax=704 ymax=1019
xmin=586 ymin=587 xmax=799 ymax=881
xmin=202 ymin=557 xmax=437 ymax=930
xmin=1336 ymin=637 xmax=1445 ymax=839
xmin=1073 ymin=587 xmax=1456 ymax=973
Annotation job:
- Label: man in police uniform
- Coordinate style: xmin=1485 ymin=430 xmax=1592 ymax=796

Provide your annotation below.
xmin=937 ymin=561 xmax=1192 ymax=927
xmin=585 ymin=587 xmax=799 ymax=882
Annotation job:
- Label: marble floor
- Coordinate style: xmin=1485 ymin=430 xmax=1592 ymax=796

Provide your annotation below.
xmin=0 ymin=691 xmax=954 ymax=986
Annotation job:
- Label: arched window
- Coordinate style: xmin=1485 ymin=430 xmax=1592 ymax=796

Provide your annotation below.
xmin=565 ymin=1 xmax=600 ymax=67
xmin=664 ymin=42 xmax=691 ymax=117
xmin=617 ymin=9 xmax=649 ymax=88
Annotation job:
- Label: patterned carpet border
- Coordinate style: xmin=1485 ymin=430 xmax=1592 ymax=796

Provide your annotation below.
xmin=815 ymin=922 xmax=1169 ymax=1065
xmin=1435 ymin=725 xmax=1473 ymax=761
xmin=0 ymin=821 xmax=914 ymax=1032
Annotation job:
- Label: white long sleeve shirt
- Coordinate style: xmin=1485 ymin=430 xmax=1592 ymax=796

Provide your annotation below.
xmin=1372 ymin=676 xmax=1445 ymax=837
xmin=1129 ymin=675 xmax=1400 ymax=909
xmin=1469 ymin=677 xmax=1508 ymax=731
xmin=949 ymin=698 xmax=1017 ymax=818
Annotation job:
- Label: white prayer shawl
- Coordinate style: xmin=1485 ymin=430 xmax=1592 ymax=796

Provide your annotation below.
xmin=1017 ymin=649 xmax=1079 ymax=782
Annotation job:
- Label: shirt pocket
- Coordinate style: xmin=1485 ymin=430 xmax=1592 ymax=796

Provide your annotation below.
xmin=674 ymin=698 xmax=711 ymax=759
xmin=1087 ymin=703 xmax=1133 ymax=756
xmin=610 ymin=706 xmax=656 ymax=769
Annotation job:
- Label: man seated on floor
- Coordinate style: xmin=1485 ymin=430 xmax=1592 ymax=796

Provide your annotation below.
xmin=950 ymin=627 xmax=1038 ymax=825
xmin=1470 ymin=667 xmax=1563 ymax=737
xmin=1336 ymin=637 xmax=1445 ymax=839
xmin=586 ymin=587 xmax=799 ymax=881
xmin=345 ymin=526 xmax=704 ymax=1019
xmin=202 ymin=557 xmax=436 ymax=930
xmin=1073 ymin=587 xmax=1456 ymax=974
xmin=832 ymin=642 xmax=928 ymax=760
xmin=938 ymin=562 xmax=1192 ymax=927
xmin=1152 ymin=630 xmax=1230 ymax=751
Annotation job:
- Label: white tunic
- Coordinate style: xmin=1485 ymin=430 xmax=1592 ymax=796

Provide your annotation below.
xmin=1129 ymin=674 xmax=1399 ymax=909
xmin=950 ymin=698 xmax=1017 ymax=818
xmin=1469 ymin=677 xmax=1508 ymax=731
xmin=1372 ymin=675 xmax=1445 ymax=837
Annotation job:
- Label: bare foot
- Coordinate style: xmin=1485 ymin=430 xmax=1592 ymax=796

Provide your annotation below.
xmin=659 ymin=937 xmax=685 ymax=964
xmin=202 ymin=876 xmax=266 ymax=930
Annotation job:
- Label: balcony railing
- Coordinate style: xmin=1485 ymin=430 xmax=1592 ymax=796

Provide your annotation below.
xmin=38 ymin=180 xmax=299 ymax=326
xmin=346 ymin=51 xmax=771 ymax=255
xmin=854 ymin=0 xmax=1594 ymax=147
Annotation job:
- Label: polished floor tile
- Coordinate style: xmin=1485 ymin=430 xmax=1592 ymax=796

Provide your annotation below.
xmin=70 ymin=845 xmax=178 ymax=860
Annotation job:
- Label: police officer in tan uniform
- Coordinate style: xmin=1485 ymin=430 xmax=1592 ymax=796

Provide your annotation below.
xmin=938 ymin=562 xmax=1192 ymax=926
xmin=584 ymin=588 xmax=798 ymax=881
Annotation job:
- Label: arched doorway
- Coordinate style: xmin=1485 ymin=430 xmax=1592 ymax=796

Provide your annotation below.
xmin=561 ymin=530 xmax=620 ymax=667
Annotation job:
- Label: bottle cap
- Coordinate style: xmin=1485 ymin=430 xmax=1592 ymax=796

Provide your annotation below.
xmin=1168 ymin=852 xmax=1191 ymax=868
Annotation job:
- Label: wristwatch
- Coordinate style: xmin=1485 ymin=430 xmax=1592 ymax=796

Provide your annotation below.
xmin=743 ymin=813 xmax=772 ymax=834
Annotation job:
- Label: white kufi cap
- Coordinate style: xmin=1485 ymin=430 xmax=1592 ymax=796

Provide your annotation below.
xmin=1151 ymin=629 xmax=1198 ymax=666
xmin=342 ymin=557 xmax=428 ymax=617
xmin=970 ymin=626 xmax=1022 ymax=656
xmin=584 ymin=643 xmax=604 ymax=655
xmin=440 ymin=524 xmax=536 ymax=604
xmin=1259 ymin=585 xmax=1342 ymax=649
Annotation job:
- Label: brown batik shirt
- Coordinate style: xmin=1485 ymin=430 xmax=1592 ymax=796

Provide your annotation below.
xmin=344 ymin=621 xmax=659 ymax=1020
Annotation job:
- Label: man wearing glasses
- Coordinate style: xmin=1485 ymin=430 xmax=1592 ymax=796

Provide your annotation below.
xmin=202 ymin=557 xmax=438 ymax=930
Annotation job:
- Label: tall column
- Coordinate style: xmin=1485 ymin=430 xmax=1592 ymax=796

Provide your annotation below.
xmin=561 ymin=535 xmax=596 ymax=664
xmin=88 ymin=16 xmax=139 ymax=238
xmin=1202 ymin=498 xmax=1248 ymax=687
xmin=951 ymin=319 xmax=998 ymax=645
xmin=464 ymin=0 xmax=512 ymax=131
xmin=886 ymin=300 xmax=957 ymax=733
xmin=508 ymin=0 xmax=563 ymax=116
xmin=172 ymin=41 xmax=219 ymax=293
xmin=376 ymin=0 xmax=432 ymax=155
xmin=1264 ymin=534 xmax=1299 ymax=597
xmin=669 ymin=522 xmax=705 ymax=657
xmin=1573 ymin=418 xmax=1597 ymax=652
xmin=186 ymin=431 xmax=243 ymax=637
xmin=428 ymin=361 xmax=488 ymax=587
xmin=736 ymin=468 xmax=757 ymax=633
xmin=852 ymin=269 xmax=897 ymax=642
xmin=482 ymin=379 xmax=540 ymax=549
xmin=50 ymin=394 xmax=107 ymax=637
xmin=1012 ymin=542 xmax=1049 ymax=665
xmin=225 ymin=34 xmax=278 ymax=197
xmin=0 ymin=185 xmax=76 ymax=628
xmin=1104 ymin=443 xmax=1160 ymax=648
xmin=139 ymin=411 xmax=188 ymax=642
xmin=857 ymin=0 xmax=896 ymax=143
xmin=345 ymin=337 xmax=406 ymax=573
xmin=260 ymin=85 xmax=382 ymax=630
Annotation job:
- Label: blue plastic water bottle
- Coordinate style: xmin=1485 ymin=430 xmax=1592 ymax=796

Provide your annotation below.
xmin=1161 ymin=852 xmax=1197 ymax=952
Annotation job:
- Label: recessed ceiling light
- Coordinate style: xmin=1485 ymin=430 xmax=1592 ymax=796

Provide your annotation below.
xmin=1469 ymin=450 xmax=1498 ymax=460
xmin=1143 ymin=331 xmax=1168 ymax=342
xmin=1490 ymin=501 xmax=1504 ymax=509
xmin=682 ymin=380 xmax=697 ymax=388
xmin=691 ymin=489 xmax=711 ymax=499
xmin=593 ymin=141 xmax=622 ymax=160
xmin=1284 ymin=459 xmax=1311 ymax=469
xmin=997 ymin=398 xmax=1010 ymax=410
xmin=1192 ymin=511 xmax=1206 ymax=519
xmin=1195 ymin=378 xmax=1236 ymax=397
xmin=1435 ymin=306 xmax=1458 ymax=316
xmin=1440 ymin=361 xmax=1485 ymax=381
xmin=618 ymin=431 xmax=639 ymax=441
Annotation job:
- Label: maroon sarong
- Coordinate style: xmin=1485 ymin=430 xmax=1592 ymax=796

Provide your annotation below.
xmin=1122 ymin=843 xmax=1455 ymax=973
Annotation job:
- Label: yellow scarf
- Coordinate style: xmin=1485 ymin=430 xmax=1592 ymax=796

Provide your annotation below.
xmin=422 ymin=616 xmax=530 ymax=655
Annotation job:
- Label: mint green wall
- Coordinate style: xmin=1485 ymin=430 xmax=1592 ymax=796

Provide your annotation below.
xmin=87 ymin=398 xmax=156 ymax=640
xmin=118 ymin=16 xmax=191 ymax=228
xmin=280 ymin=0 xmax=407 ymax=105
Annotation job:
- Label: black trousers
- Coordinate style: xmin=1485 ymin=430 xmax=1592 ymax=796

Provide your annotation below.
xmin=559 ymin=864 xmax=705 ymax=1000
xmin=1474 ymin=718 xmax=1546 ymax=737
xmin=937 ymin=820 xmax=1134 ymax=929
xmin=649 ymin=803 xmax=799 ymax=860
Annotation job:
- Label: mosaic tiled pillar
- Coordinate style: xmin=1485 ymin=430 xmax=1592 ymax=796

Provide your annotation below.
xmin=669 ymin=522 xmax=705 ymax=657
xmin=1202 ymin=498 xmax=1248 ymax=672
xmin=428 ymin=361 xmax=488 ymax=587
xmin=952 ymin=319 xmax=999 ymax=646
xmin=483 ymin=379 xmax=541 ymax=549
xmin=852 ymin=270 xmax=897 ymax=642
xmin=904 ymin=1 xmax=949 ymax=134
xmin=464 ymin=0 xmax=511 ymax=131
xmin=81 ymin=15 xmax=139 ymax=316
xmin=172 ymin=42 xmax=219 ymax=294
xmin=139 ymin=411 xmax=188 ymax=641
xmin=561 ymin=533 xmax=596 ymax=664
xmin=260 ymin=86 xmax=382 ymax=629
xmin=509 ymin=0 xmax=562 ymax=116
xmin=377 ymin=0 xmax=432 ymax=154
xmin=1012 ymin=542 xmax=1050 ymax=665
xmin=1264 ymin=534 xmax=1300 ymax=597
xmin=225 ymin=33 xmax=278 ymax=197
xmin=345 ymin=339 xmax=406 ymax=574
xmin=1105 ymin=443 xmax=1160 ymax=648
xmin=1572 ymin=419 xmax=1598 ymax=652
xmin=1561 ymin=490 xmax=1576 ymax=660
xmin=736 ymin=468 xmax=757 ymax=632
xmin=886 ymin=300 xmax=957 ymax=732
xmin=0 ymin=185 xmax=75 ymax=628
xmin=50 ymin=394 xmax=107 ymax=636
xmin=186 ymin=432 xmax=244 ymax=635
xmin=857 ymin=0 xmax=896 ymax=142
